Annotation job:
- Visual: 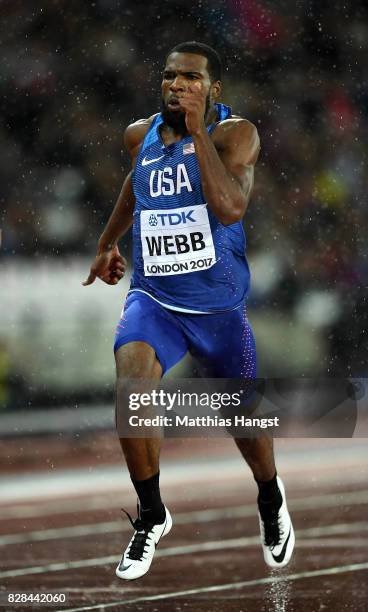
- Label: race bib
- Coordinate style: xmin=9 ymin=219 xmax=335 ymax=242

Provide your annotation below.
xmin=140 ymin=204 xmax=216 ymax=276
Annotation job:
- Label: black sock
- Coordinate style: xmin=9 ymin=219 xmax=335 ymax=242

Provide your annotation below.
xmin=256 ymin=472 xmax=282 ymax=518
xmin=131 ymin=472 xmax=165 ymax=524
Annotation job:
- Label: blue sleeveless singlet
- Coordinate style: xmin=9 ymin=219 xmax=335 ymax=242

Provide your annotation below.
xmin=129 ymin=103 xmax=250 ymax=313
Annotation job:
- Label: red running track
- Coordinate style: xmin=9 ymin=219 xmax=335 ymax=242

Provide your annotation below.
xmin=0 ymin=436 xmax=367 ymax=611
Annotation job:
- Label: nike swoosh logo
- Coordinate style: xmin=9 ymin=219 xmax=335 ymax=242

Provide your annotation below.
xmin=271 ymin=527 xmax=291 ymax=563
xmin=142 ymin=155 xmax=164 ymax=166
xmin=154 ymin=515 xmax=168 ymax=549
xmin=119 ymin=562 xmax=132 ymax=571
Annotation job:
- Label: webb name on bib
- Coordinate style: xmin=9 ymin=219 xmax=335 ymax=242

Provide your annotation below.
xmin=140 ymin=204 xmax=216 ymax=277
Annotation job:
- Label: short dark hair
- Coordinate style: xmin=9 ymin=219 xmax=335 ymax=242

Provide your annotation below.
xmin=167 ymin=41 xmax=222 ymax=82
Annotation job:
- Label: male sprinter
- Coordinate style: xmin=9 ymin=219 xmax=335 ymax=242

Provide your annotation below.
xmin=83 ymin=42 xmax=295 ymax=579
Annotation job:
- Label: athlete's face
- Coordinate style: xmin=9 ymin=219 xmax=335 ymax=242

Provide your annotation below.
xmin=161 ymin=52 xmax=220 ymax=132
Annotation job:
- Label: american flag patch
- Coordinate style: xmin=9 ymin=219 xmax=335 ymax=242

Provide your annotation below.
xmin=183 ymin=143 xmax=195 ymax=155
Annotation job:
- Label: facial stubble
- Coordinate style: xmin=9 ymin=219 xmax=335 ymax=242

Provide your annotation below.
xmin=161 ymin=93 xmax=211 ymax=135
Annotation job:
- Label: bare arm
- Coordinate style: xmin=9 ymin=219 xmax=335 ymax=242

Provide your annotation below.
xmin=83 ymin=118 xmax=153 ymax=286
xmin=179 ymin=85 xmax=260 ymax=225
xmin=193 ymin=119 xmax=260 ymax=225
xmin=97 ymin=119 xmax=152 ymax=252
xmin=97 ymin=172 xmax=135 ymax=254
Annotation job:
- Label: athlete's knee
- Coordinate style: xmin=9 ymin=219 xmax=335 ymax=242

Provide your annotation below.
xmin=115 ymin=341 xmax=162 ymax=380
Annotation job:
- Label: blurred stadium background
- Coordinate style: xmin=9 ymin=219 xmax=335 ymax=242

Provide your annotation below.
xmin=1 ymin=4 xmax=368 ymax=609
xmin=1 ymin=0 xmax=367 ymax=418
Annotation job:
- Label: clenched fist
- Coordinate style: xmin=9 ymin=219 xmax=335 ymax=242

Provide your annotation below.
xmin=178 ymin=83 xmax=207 ymax=136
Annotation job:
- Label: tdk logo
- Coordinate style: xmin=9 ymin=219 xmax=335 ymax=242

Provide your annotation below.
xmin=148 ymin=214 xmax=158 ymax=227
xmin=150 ymin=210 xmax=196 ymax=227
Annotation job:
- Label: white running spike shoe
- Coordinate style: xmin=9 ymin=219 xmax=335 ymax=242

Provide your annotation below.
xmin=258 ymin=476 xmax=295 ymax=568
xmin=116 ymin=505 xmax=172 ymax=580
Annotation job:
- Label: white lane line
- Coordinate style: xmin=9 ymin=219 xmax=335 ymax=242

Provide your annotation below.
xmin=0 ymin=462 xmax=233 ymax=504
xmin=0 ymin=495 xmax=123 ymax=520
xmin=0 ymin=521 xmax=124 ymax=546
xmin=59 ymin=561 xmax=368 ymax=612
xmin=2 ymin=465 xmax=367 ymax=520
xmin=2 ymin=488 xmax=368 ymax=546
xmin=297 ymin=537 xmax=368 ymax=547
xmin=1 ymin=443 xmax=367 ymax=505
xmin=1 ymin=521 xmax=368 ymax=580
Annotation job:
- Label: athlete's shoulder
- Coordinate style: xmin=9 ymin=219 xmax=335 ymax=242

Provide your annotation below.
xmin=215 ymin=115 xmax=259 ymax=146
xmin=123 ymin=114 xmax=159 ymax=157
xmin=213 ymin=115 xmax=260 ymax=164
xmin=212 ymin=114 xmax=260 ymax=166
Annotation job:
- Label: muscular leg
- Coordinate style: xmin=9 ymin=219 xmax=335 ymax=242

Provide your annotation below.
xmin=115 ymin=341 xmax=162 ymax=480
xmin=113 ymin=292 xmax=188 ymax=529
xmin=187 ymin=306 xmax=277 ymax=485
xmin=115 ymin=340 xmax=172 ymax=581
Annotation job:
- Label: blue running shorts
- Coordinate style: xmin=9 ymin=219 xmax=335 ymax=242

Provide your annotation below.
xmin=114 ymin=291 xmax=256 ymax=377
